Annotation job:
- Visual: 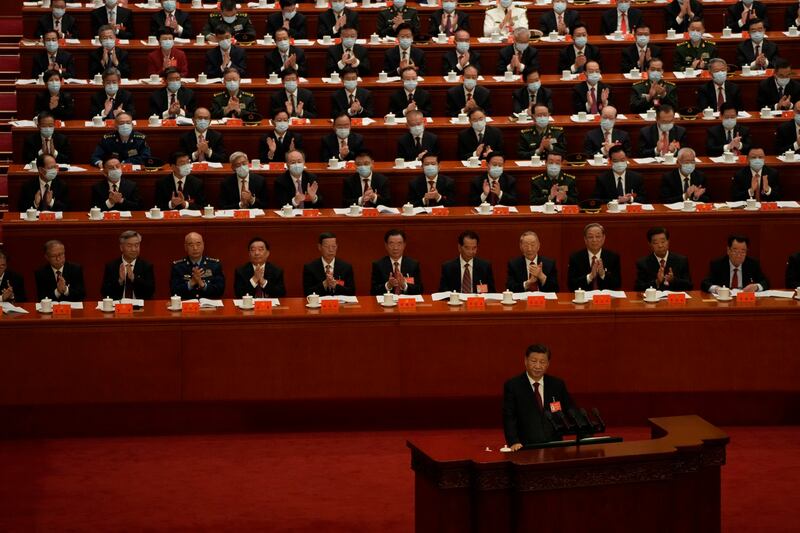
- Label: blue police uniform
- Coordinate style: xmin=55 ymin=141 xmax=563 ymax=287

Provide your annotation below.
xmin=169 ymin=256 xmax=225 ymax=299
xmin=90 ymin=130 xmax=151 ymax=166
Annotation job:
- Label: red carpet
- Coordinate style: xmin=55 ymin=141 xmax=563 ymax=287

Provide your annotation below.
xmin=1 ymin=426 xmax=798 ymax=532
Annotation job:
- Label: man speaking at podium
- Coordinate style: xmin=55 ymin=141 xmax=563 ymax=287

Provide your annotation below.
xmin=503 ymin=344 xmax=574 ymax=451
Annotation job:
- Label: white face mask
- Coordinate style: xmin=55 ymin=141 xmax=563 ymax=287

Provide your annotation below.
xmin=178 ymin=163 xmax=192 ymax=177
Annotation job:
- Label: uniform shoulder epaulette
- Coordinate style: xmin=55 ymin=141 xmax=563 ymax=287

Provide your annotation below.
xmin=103 ymin=132 xmax=115 ymax=139
xmin=520 ymin=127 xmax=534 ymax=133
xmin=633 ymin=79 xmax=647 ymax=86
xmin=206 ymin=257 xmax=221 ymax=263
xmin=563 ymin=172 xmax=576 ymax=179
xmin=676 ymin=41 xmax=689 ymax=47
xmin=172 ymin=258 xmax=184 ymax=264
xmin=705 ymin=39 xmax=716 ymax=45
xmin=212 ymin=91 xmax=225 ymax=97
xmin=549 ymin=125 xmax=563 ymax=131
xmin=663 ymin=80 xmax=676 ymax=87
xmin=241 ymin=91 xmax=255 ymax=97
xmin=209 ymin=13 xmax=221 ymax=19
xmin=132 ymin=131 xmax=146 ymax=139
xmin=530 ymin=173 xmax=545 ymax=180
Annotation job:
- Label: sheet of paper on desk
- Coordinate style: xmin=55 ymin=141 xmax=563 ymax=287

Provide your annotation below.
xmin=655 ymin=291 xmax=692 ymax=299
xmin=375 ymin=295 xmax=425 ymax=303
xmin=36 ymin=301 xmax=83 ymax=311
xmin=756 ymin=290 xmax=796 ymax=298
xmin=585 ymin=290 xmax=627 ymax=299
xmin=11 ymin=120 xmax=37 ymax=128
xmin=777 ymin=201 xmax=800 ymax=208
xmin=512 ymin=292 xmax=559 ymax=301
xmin=529 ymin=205 xmax=563 ymax=213
xmin=632 ymin=158 xmax=658 ymax=164
xmin=198 ymin=299 xmax=224 ymax=308
xmin=320 ymin=295 xmax=359 ymax=304
xmin=175 ymin=116 xmax=195 ymax=126
xmin=377 ymin=205 xmax=400 ymax=214
xmin=179 ymin=210 xmax=202 ymax=217
xmin=214 ymin=209 xmax=264 ymax=217
xmin=1 ymin=302 xmax=28 ymax=314
xmin=65 ymin=166 xmax=88 ymax=172
xmin=120 ymin=298 xmax=145 ymax=307
xmin=514 ymin=161 xmax=545 ymax=167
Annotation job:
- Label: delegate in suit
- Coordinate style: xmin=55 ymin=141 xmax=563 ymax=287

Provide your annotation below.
xmin=302 ymin=232 xmax=356 ymax=296
xmin=100 ymin=230 xmax=156 ymax=300
xmin=438 ymin=230 xmax=496 ymax=293
xmin=370 ymin=229 xmax=423 ymax=296
xmin=634 ymin=227 xmax=693 ymax=291
xmin=233 ymin=237 xmax=286 ymax=298
xmin=506 ymin=231 xmax=559 ymax=293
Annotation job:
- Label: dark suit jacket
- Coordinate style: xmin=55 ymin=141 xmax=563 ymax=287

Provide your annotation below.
xmin=593 ymin=170 xmax=647 ymax=203
xmin=342 ymin=172 xmax=391 ymax=207
xmin=496 ymin=45 xmax=539 ymax=74
xmin=204 ymin=46 xmax=247 ymax=78
xmin=34 ymin=89 xmax=75 ymax=121
xmin=572 ymin=81 xmax=614 ymax=114
xmin=234 ymin=262 xmax=286 ymax=298
xmin=664 ymin=0 xmax=704 ymax=32
xmin=302 ymin=258 xmax=355 ymax=296
xmin=0 ymin=270 xmax=27 ymax=303
xmin=320 ymin=132 xmax=364 ymax=162
xmin=701 ymin=256 xmax=769 ymax=292
xmin=506 ymin=256 xmax=559 ymax=293
xmin=388 ymin=88 xmax=432 ymax=117
xmin=90 ymin=6 xmax=134 ymax=39
xmin=36 ymin=13 xmax=80 ymax=39
xmin=635 ymin=252 xmax=693 ymax=291
xmin=638 ymin=124 xmax=687 ymax=157
xmin=396 ymin=131 xmax=440 ymax=161
xmin=726 ymin=1 xmax=769 ymax=30
xmin=88 ymin=89 xmax=136 ymax=120
xmin=697 ymin=81 xmax=743 ymax=111
xmin=428 ymin=9 xmax=470 ymax=35
xmin=558 ymin=44 xmax=601 ymax=73
xmin=269 ymin=88 xmax=317 ymax=118
xmin=757 ymin=77 xmax=800 ymax=110
xmin=22 ymin=132 xmax=72 ymax=165
xmin=539 ymin=10 xmax=582 ymax=34
xmin=265 ymin=45 xmax=308 ymax=77
xmin=620 ymin=44 xmax=663 ymax=72
xmin=219 ymin=173 xmax=268 ymax=209
xmin=148 ymin=87 xmax=197 ymax=118
xmin=736 ymin=39 xmax=779 ymax=68
xmin=179 ymin=128 xmax=228 ymax=163
xmin=150 ymin=9 xmax=193 ymax=39
xmin=35 ymin=262 xmax=85 ymax=302
xmin=706 ymin=124 xmax=751 ymax=157
xmin=457 ymin=125 xmax=504 ymax=160
xmin=600 ymin=8 xmax=644 ymax=34
xmin=90 ymin=178 xmax=142 ymax=211
xmin=731 ymin=165 xmax=781 ymax=201
xmin=18 ymin=176 xmax=69 ymax=212
xmin=384 ymin=46 xmax=426 ymax=76
xmin=154 ymin=174 xmax=206 ymax=210
xmin=330 ymin=87 xmax=375 ymax=118
xmin=441 ymin=49 xmax=481 ymax=74
xmin=259 ymin=130 xmax=302 ymax=163
xmin=274 ymin=170 xmax=323 ymax=208
xmin=325 ymin=44 xmax=371 ymax=77
xmin=88 ymin=47 xmax=130 ymax=78
xmin=32 ymin=50 xmax=76 ymax=80
xmin=503 ymin=372 xmax=574 ymax=446
xmin=468 ymin=172 xmax=517 ymax=206
xmin=567 ymin=249 xmax=622 ymax=290
xmin=512 ymin=86 xmax=554 ymax=114
xmin=370 ymin=256 xmax=423 ymax=295
xmin=787 ymin=5 xmax=800 ymax=29
xmin=100 ymin=257 xmax=156 ymax=300
xmin=407 ymin=174 xmax=456 ymax=207
xmin=774 ymin=119 xmax=800 ymax=154
xmin=583 ymin=127 xmax=632 ymax=157
xmin=266 ymin=12 xmax=308 ymax=39
xmin=446 ymin=85 xmax=491 ymax=116
xmin=438 ymin=257 xmax=495 ymax=293
xmin=317 ymin=8 xmax=359 ymax=38
xmin=785 ymin=252 xmax=800 ymax=288
xmin=659 ymin=168 xmax=710 ymax=204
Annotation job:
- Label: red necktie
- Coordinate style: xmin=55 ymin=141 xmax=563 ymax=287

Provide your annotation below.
xmin=754 ymin=174 xmax=761 ymax=201
xmin=444 ymin=14 xmax=452 ymax=35
xmin=589 ymin=87 xmax=598 ymax=114
xmin=461 ymin=263 xmax=471 ymax=293
xmin=591 ymin=256 xmax=599 ymax=290
xmin=620 ymin=13 xmax=627 ymax=34
xmin=533 ymin=382 xmax=543 ymax=412
xmin=717 ymin=86 xmax=725 ymax=111
xmin=731 ymin=268 xmax=739 ymax=289
xmin=528 ymin=261 xmax=539 ymax=291
xmin=487 ymin=180 xmax=499 ymax=205
xmin=393 ymin=261 xmax=402 ymax=295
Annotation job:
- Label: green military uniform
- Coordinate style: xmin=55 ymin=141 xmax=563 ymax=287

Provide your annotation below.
xmin=202 ymin=13 xmax=256 ymax=40
xmin=530 ymin=170 xmax=579 ymax=205
xmin=210 ymin=90 xmax=258 ymax=119
xmin=629 ymin=79 xmax=679 ymax=113
xmin=673 ymin=39 xmax=717 ymax=71
xmin=517 ymin=125 xmax=566 ymax=159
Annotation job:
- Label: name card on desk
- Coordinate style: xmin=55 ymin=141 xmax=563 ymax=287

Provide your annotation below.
xmin=39 ymin=212 xmax=56 ymax=221
xmin=431 ymin=207 xmax=449 ymax=216
xmin=233 ymin=209 xmax=251 ymax=219
xmin=627 ymin=204 xmax=643 ymax=213
xmin=696 ymin=203 xmax=713 ymax=212
xmin=351 ymin=118 xmax=363 ymax=126
xmin=493 ymin=206 xmax=510 ymax=215
xmin=52 ymin=303 xmax=72 ymax=316
xmin=268 ymin=163 xmax=284 ymax=171
xmin=182 ymin=301 xmax=200 ymax=313
xmin=103 ymin=211 xmax=121 ymax=220
xmin=466 ymin=297 xmax=485 ymax=310
xmin=121 ymin=163 xmax=133 ymax=172
xmin=163 ymin=210 xmax=180 ymax=219
xmin=226 ymin=118 xmax=243 ymax=126
xmin=193 ymin=162 xmax=209 ymax=171
xmin=321 ymin=299 xmax=340 ymax=311
xmin=667 ymin=293 xmax=686 ymax=305
xmin=761 ymin=202 xmax=778 ymax=211
xmin=344 ymin=161 xmax=356 ymax=170
xmin=398 ymin=297 xmax=417 ymax=309
xmin=115 ymin=303 xmax=133 ymax=315
xmin=254 ymin=300 xmax=273 ymax=312
xmin=736 ymin=291 xmax=756 ymax=303
xmin=527 ymin=295 xmax=546 ymax=307
xmin=592 ymin=294 xmax=612 ymax=305
xmin=362 ymin=207 xmax=378 ymax=217
xmin=162 ymin=119 xmax=177 ymax=127
xmin=302 ymin=209 xmax=321 ymax=217
xmin=561 ymin=205 xmax=579 ymax=214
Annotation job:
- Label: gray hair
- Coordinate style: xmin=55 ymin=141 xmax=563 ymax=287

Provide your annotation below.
xmin=119 ymin=230 xmax=142 ymax=243
xmin=43 ymin=239 xmax=63 ymax=253
xmin=229 ymin=151 xmax=248 ymax=164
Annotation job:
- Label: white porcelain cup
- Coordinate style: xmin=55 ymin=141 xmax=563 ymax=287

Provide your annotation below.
xmin=790 ymin=26 xmax=799 ymax=37
xmin=370 ymin=33 xmax=380 ymax=44
xmin=468 ymin=156 xmax=480 ymax=166
xmin=560 ymin=71 xmax=571 ymax=81
xmin=251 ymin=159 xmax=261 ymax=169
xmin=685 ymin=67 xmax=695 ymax=77
xmin=795 ymin=287 xmax=800 ymax=299
xmin=577 ymin=111 xmax=587 ymax=121
xmin=502 ymin=290 xmax=514 ymax=304
xmin=644 ymin=287 xmax=658 ymax=301
xmin=328 ymin=157 xmax=339 ymax=168
xmin=282 ymin=204 xmax=294 ymax=217
xmin=574 ymin=289 xmax=586 ymax=303
xmin=102 ymin=297 xmax=114 ymax=312
xmin=198 ymin=73 xmax=208 ymax=83
xmin=549 ymin=31 xmax=559 ymax=41
xmin=192 ymin=0 xmax=202 ymax=7
xmin=322 ymin=35 xmax=333 ymax=45
xmin=683 ymin=200 xmax=695 ymax=212
xmin=148 ymin=115 xmax=160 ymax=126
xmin=718 ymin=286 xmax=731 ymax=299
xmin=646 ymin=109 xmax=656 ymax=120
xmin=544 ymin=201 xmax=556 ymax=214
xmin=349 ymin=204 xmax=361 ymax=215
xmin=593 ymin=153 xmax=604 ymax=165
xmin=148 ymin=35 xmax=158 ymax=46
xmin=384 ymin=113 xmax=396 ymax=124
xmin=447 ymin=70 xmax=458 ymax=82
xmin=457 ymin=112 xmax=468 ymax=124
xmin=607 ymin=200 xmax=620 ymax=212
xmin=92 ymin=115 xmax=104 ymax=126
xmin=195 ymin=35 xmax=205 ymax=46
xmin=437 ymin=33 xmax=447 ymax=43
xmin=242 ymin=294 xmax=254 ymax=309
xmin=378 ymin=71 xmax=388 ymax=81
xmin=746 ymin=198 xmax=758 ymax=210
xmin=25 ymin=208 xmax=37 ymax=221
xmin=667 ymin=29 xmax=676 ymax=39
xmin=530 ymin=154 xmax=541 ymax=165
xmin=307 ymin=293 xmax=320 ymax=306
xmin=723 ymin=150 xmax=735 ymax=162
xmin=394 ymin=157 xmax=405 ymax=168
xmin=722 ymin=27 xmax=732 ymax=38
xmin=93 ymin=74 xmax=103 ymax=86
xmin=150 ymin=207 xmax=162 ymax=219
xmin=742 ymin=65 xmax=751 ymax=76
xmin=330 ymin=71 xmax=340 ymax=82
xmin=264 ymin=34 xmax=274 ymax=45
xmin=784 ymin=151 xmax=796 ymax=162
xmin=629 ymin=68 xmax=640 ymax=78
xmin=449 ymin=292 xmax=461 ymax=304
xmin=504 ymin=70 xmax=514 ymax=81
xmin=203 ymin=205 xmax=215 ymax=217
xmin=664 ymin=153 xmax=676 ymax=164
xmin=518 ymin=111 xmax=529 ymax=121
xmin=613 ymin=30 xmax=622 ymax=39
xmin=383 ymin=292 xmax=397 ymax=305
xmin=90 ymin=206 xmax=102 ymax=220
xmin=479 ymin=202 xmax=491 ymax=214
xmin=403 ymin=203 xmax=414 ymax=215
xmin=170 ymin=295 xmax=182 ymax=308
xmin=703 ymin=107 xmax=714 ymax=118
xmin=40 ymin=298 xmax=53 ymax=313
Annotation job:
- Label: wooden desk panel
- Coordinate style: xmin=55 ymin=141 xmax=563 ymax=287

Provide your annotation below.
xmin=3 ymin=208 xmax=799 ymax=301
xmin=18 ymin=33 xmax=800 ymax=79
xmin=10 ymin=115 xmax=790 ymax=164
xmin=8 ymin=158 xmax=800 ymax=214
xmin=12 ymin=72 xmax=774 ymax=120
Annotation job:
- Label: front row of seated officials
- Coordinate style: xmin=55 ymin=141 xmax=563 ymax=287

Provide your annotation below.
xmin=2 ymin=226 xmax=798 ymax=304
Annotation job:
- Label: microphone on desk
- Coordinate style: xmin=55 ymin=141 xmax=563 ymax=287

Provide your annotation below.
xmin=544 ymin=410 xmax=565 ymax=433
xmin=556 ymin=409 xmax=574 ymax=432
xmin=568 ymin=408 xmax=593 ymax=434
xmin=590 ymin=407 xmax=607 ymax=433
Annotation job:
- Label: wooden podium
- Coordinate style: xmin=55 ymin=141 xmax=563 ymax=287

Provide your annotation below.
xmin=408 ymin=415 xmax=728 ymax=533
